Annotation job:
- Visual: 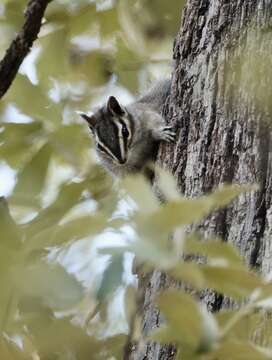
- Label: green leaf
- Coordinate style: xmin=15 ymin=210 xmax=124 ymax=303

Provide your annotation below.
xmin=23 ymin=315 xmax=97 ymax=359
xmin=14 ymin=262 xmax=83 ymax=310
xmin=26 ymin=214 xmax=108 ymax=252
xmin=0 ymin=337 xmax=28 ymax=360
xmin=211 ymin=184 xmax=258 ymax=208
xmin=50 ymin=124 xmax=90 ymax=167
xmin=149 ymin=324 xmax=180 ymax=344
xmin=25 ymin=179 xmax=87 ymax=237
xmin=2 ymin=1 xmax=25 ymax=31
xmin=65 ymin=4 xmax=96 ymax=36
xmin=0 ymin=197 xmax=22 ymax=277
xmin=0 ymin=121 xmax=42 ymax=140
xmin=184 ymin=235 xmax=243 ymax=266
xmin=155 ymin=167 xmax=180 ymax=201
xmin=257 ymin=283 xmax=272 ymax=303
xmin=96 ymin=254 xmax=124 ymax=303
xmin=143 ymin=184 xmax=257 ymax=233
xmin=201 ymin=265 xmax=263 ymax=299
xmin=4 ymin=74 xmax=61 ymax=123
xmin=25 ymin=311 xmax=126 ymax=360
xmin=13 ymin=143 xmax=52 ymax=207
xmin=102 ymin=334 xmax=127 ymax=360
xmin=37 ymin=28 xmax=69 ymax=86
xmin=216 ymin=311 xmax=267 ymax=342
xmin=207 ymin=340 xmax=272 ymax=360
xmin=58 ymin=214 xmax=108 ymax=242
xmin=83 ymin=165 xmax=116 ymax=204
xmin=97 ymin=7 xmax=120 ymax=37
xmin=114 ymin=36 xmax=141 ymax=92
xmin=0 ymin=198 xmax=22 ymax=329
xmin=121 ymin=174 xmax=159 ymax=213
xmin=156 ymin=290 xmax=202 ymax=349
xmin=71 ymin=49 xmax=112 ymax=87
xmin=0 ymin=121 xmax=43 ymax=167
xmin=169 ymin=262 xmax=206 ymax=289
xmin=124 ymin=285 xmax=137 ymax=324
xmin=0 ymin=338 xmax=15 ymax=360
xmin=127 ymin=239 xmax=176 ymax=269
xmin=0 ymin=196 xmax=21 ymax=248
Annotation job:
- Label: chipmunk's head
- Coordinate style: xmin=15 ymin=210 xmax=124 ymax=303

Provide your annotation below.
xmin=78 ymin=96 xmax=134 ymax=165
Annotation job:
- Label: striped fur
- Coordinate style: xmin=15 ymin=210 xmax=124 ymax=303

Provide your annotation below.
xmin=79 ymin=79 xmax=175 ymax=177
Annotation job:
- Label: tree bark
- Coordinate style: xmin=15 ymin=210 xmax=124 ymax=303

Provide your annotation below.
xmin=0 ymin=0 xmax=52 ymax=99
xmin=128 ymin=0 xmax=272 ymax=359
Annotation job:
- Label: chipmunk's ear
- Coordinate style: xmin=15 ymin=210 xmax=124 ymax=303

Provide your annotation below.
xmin=77 ymin=111 xmax=96 ymax=130
xmin=107 ymin=96 xmax=125 ymax=117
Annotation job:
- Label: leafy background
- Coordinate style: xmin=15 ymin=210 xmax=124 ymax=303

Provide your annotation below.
xmin=1 ymin=0 xmax=272 ymax=359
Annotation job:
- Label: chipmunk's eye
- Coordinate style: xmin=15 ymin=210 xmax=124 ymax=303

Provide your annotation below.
xmin=122 ymin=124 xmax=129 ymax=138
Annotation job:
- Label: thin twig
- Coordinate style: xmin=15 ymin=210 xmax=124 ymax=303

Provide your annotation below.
xmin=0 ymin=0 xmax=52 ymax=99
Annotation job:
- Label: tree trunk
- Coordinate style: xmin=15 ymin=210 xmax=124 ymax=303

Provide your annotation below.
xmin=127 ymin=0 xmax=272 ymax=359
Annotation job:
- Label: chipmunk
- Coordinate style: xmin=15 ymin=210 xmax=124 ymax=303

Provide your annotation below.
xmin=78 ymin=79 xmax=175 ymax=178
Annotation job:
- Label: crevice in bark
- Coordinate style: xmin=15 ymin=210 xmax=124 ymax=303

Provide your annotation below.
xmin=250 ymin=125 xmax=270 ymax=268
xmin=211 ymin=293 xmax=224 ymax=313
xmin=251 ymin=195 xmax=266 ymax=268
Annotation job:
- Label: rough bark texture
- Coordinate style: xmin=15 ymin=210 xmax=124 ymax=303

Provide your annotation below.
xmin=128 ymin=0 xmax=272 ymax=359
xmin=0 ymin=0 xmax=52 ymax=99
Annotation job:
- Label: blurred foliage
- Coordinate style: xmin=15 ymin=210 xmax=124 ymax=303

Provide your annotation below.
xmin=225 ymin=27 xmax=272 ymax=115
xmin=102 ymin=175 xmax=272 ymax=360
xmin=0 ymin=0 xmax=271 ymax=359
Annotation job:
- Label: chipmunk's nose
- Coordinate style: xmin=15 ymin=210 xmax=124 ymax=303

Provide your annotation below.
xmin=119 ymin=158 xmax=127 ymax=164
xmin=119 ymin=154 xmax=127 ymax=164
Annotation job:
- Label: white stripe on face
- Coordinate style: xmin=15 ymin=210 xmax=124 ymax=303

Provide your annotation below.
xmin=95 ymin=134 xmax=120 ymax=163
xmin=113 ymin=118 xmax=126 ymax=162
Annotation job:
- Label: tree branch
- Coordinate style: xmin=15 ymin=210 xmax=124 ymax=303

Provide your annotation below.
xmin=0 ymin=0 xmax=52 ymax=99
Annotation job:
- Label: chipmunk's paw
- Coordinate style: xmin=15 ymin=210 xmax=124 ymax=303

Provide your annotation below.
xmin=159 ymin=126 xmax=176 ymax=142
